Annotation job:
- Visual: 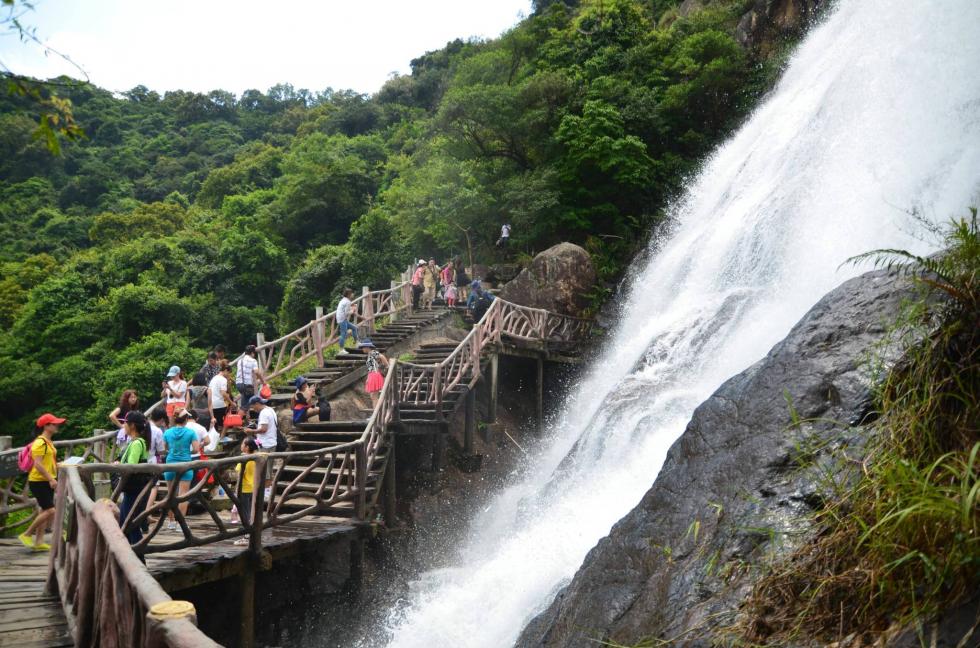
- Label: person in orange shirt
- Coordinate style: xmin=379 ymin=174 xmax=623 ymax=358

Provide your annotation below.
xmin=19 ymin=413 xmax=64 ymax=551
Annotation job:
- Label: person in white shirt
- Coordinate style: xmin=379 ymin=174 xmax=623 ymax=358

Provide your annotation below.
xmin=235 ymin=345 xmax=264 ymax=408
xmin=496 ymin=223 xmax=511 ymax=248
xmin=183 ymin=414 xmax=210 ymax=458
xmin=336 ymin=288 xmax=358 ymax=354
xmin=249 ymin=395 xmax=279 ymax=451
xmin=162 ymin=365 xmax=188 ymax=423
xmin=208 ymin=361 xmax=233 ymax=429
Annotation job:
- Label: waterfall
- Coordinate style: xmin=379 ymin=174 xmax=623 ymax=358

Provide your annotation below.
xmin=374 ymin=1 xmax=980 ymax=645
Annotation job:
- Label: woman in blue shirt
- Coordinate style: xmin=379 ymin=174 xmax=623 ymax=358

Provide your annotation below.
xmin=161 ymin=409 xmax=200 ymax=531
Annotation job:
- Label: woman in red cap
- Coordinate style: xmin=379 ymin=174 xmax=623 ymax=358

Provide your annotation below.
xmin=18 ymin=413 xmax=64 ymax=551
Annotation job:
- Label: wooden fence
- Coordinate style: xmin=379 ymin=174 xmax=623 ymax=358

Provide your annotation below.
xmin=396 ymin=298 xmax=593 ymax=408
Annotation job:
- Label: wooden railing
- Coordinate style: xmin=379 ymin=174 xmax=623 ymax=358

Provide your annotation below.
xmin=47 ymin=467 xmax=218 ymax=648
xmin=44 ymin=365 xmax=401 ymax=646
xmin=395 ymin=297 xmax=593 ymax=408
xmin=0 ymin=429 xmax=118 ymax=535
xmin=253 ymin=281 xmax=410 ymax=382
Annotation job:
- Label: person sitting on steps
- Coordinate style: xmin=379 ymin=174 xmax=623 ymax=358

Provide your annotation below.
xmin=292 ymin=376 xmax=327 ymax=424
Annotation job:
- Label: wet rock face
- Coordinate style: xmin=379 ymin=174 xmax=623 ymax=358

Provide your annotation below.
xmin=499 ymin=243 xmax=596 ymax=317
xmin=735 ymin=0 xmax=827 ymax=53
xmin=515 ymin=269 xmax=916 ymax=647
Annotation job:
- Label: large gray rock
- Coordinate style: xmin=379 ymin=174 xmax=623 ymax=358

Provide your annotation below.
xmin=515 ymin=269 xmax=919 ymax=647
xmin=499 ymin=243 xmax=595 ymax=317
xmin=735 ymin=0 xmax=827 ymax=52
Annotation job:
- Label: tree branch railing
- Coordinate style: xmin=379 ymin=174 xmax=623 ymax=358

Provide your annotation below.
xmin=0 ymin=429 xmax=118 ymax=535
xmin=47 ymin=467 xmax=218 ymax=648
xmin=395 ymin=297 xmax=593 ymax=408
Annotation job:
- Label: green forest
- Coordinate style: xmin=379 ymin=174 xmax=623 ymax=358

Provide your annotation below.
xmin=0 ymin=0 xmax=789 ymax=440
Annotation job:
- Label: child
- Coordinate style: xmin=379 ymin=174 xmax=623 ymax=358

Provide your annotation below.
xmin=445 ymin=281 xmax=458 ymax=308
xmin=291 ymin=376 xmax=324 ymax=425
xmin=359 ymin=340 xmax=389 ymax=407
xmin=233 ymin=438 xmax=258 ymax=545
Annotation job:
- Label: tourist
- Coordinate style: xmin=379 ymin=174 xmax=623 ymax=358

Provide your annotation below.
xmin=411 ymin=259 xmax=425 ymax=309
xmin=249 ymin=395 xmax=279 ymax=452
xmin=445 ymin=281 xmax=458 ymax=308
xmin=440 ymin=261 xmax=455 ymax=296
xmin=118 ymin=411 xmax=152 ymax=546
xmin=233 ymin=437 xmax=258 ymax=545
xmin=110 ymin=390 xmax=140 ymax=448
xmin=336 ymin=288 xmax=359 ymax=355
xmin=454 ymin=257 xmax=470 ymax=302
xmin=18 ymin=413 xmax=63 ymax=551
xmin=213 ymin=345 xmax=227 ymax=362
xmin=201 ymin=351 xmax=220 ymax=384
xmin=291 ymin=376 xmax=325 ymax=425
xmin=147 ymin=407 xmax=168 ymax=464
xmin=188 ymin=372 xmax=209 ymax=417
xmin=359 ymin=340 xmax=389 ymax=407
xmin=161 ymin=409 xmax=200 ymax=531
xmin=496 ymin=223 xmax=511 ymax=248
xmin=162 ymin=366 xmax=187 ymax=422
xmin=422 ymin=258 xmax=439 ymax=309
xmin=109 ymin=389 xmax=139 ymax=429
xmin=468 ymin=280 xmax=496 ymax=323
xmin=236 ymin=345 xmax=263 ymax=408
xmin=208 ymin=361 xmax=233 ymax=430
xmin=184 ymin=412 xmax=210 ymax=457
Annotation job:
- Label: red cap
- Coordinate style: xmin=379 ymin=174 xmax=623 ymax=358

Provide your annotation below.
xmin=36 ymin=413 xmax=66 ymax=427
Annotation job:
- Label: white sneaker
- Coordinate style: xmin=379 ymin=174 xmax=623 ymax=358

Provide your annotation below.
xmin=337 ymin=349 xmax=349 ymax=356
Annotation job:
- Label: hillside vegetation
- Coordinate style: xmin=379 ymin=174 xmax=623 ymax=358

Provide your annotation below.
xmin=0 ymin=0 xmax=785 ymax=440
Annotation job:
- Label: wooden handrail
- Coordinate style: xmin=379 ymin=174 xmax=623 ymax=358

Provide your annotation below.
xmin=396 ymin=297 xmax=593 ymax=406
xmin=0 ymin=429 xmax=118 ymax=534
xmin=48 ymin=468 xmax=218 ymax=647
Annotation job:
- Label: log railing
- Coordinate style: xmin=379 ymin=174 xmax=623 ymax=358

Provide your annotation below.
xmin=45 ymin=366 xmax=402 ymax=646
xmin=0 ymin=429 xmax=118 ymax=535
xmin=48 ymin=467 xmax=218 ymax=648
xmin=395 ymin=297 xmax=593 ymax=408
xmin=253 ymin=281 xmax=410 ymax=382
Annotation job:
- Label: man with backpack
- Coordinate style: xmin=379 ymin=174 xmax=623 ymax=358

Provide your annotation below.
xmin=467 ymin=280 xmax=495 ymax=323
xmin=18 ymin=413 xmax=64 ymax=551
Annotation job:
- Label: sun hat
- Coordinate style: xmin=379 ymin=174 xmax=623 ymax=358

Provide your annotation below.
xmin=36 ymin=413 xmax=66 ymax=427
xmin=295 ymin=376 xmax=308 ymax=389
xmin=166 ymin=365 xmax=180 ymax=377
xmin=417 ymin=259 xmax=425 ymax=266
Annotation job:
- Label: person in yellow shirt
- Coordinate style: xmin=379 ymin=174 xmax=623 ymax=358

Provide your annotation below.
xmin=233 ymin=438 xmax=258 ymax=546
xmin=19 ymin=413 xmax=64 ymax=551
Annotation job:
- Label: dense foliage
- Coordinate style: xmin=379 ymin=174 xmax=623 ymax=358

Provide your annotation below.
xmin=0 ymin=0 xmax=779 ymax=440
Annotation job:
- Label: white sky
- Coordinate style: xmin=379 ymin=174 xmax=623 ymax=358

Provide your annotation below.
xmin=0 ymin=0 xmax=532 ymax=96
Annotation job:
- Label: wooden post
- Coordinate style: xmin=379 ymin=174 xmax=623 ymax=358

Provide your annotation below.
xmin=489 ymin=353 xmax=499 ymax=424
xmin=314 ymin=306 xmax=325 ymax=368
xmin=239 ymin=569 xmax=255 ymax=648
xmin=390 ymin=280 xmax=400 ymax=323
xmin=354 ymin=444 xmax=367 ymax=520
xmin=433 ymin=369 xmax=444 ymax=421
xmin=536 ymin=355 xmax=544 ymax=432
xmin=146 ymin=601 xmax=198 ymax=648
xmin=383 ymin=443 xmax=396 ymax=528
xmin=464 ymin=389 xmax=475 ymax=455
xmin=362 ymin=286 xmax=375 ymax=335
xmin=256 ymin=332 xmax=267 ymax=373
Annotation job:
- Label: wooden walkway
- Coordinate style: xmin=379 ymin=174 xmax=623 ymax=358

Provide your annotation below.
xmin=143 ymin=512 xmax=358 ymax=592
xmin=0 ymin=538 xmax=71 ymax=648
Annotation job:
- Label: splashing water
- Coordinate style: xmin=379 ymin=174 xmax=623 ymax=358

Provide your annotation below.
xmin=374 ymin=1 xmax=980 ymax=646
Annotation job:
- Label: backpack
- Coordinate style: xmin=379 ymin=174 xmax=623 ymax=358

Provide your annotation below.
xmin=472 ymin=294 xmax=492 ymax=322
xmin=17 ymin=441 xmax=36 ymax=473
xmin=275 ymin=429 xmax=288 ymax=452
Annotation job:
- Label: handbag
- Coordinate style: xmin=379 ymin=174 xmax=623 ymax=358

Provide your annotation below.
xmin=259 ymin=383 xmax=272 ymax=400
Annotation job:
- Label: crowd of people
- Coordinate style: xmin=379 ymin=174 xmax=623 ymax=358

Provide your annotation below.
xmin=16 ymin=255 xmax=502 ymax=553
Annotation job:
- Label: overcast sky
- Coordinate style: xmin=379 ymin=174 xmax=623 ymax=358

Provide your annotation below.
xmin=1 ymin=0 xmax=532 ymax=96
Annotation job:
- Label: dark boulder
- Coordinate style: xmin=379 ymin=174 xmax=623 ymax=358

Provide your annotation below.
xmin=499 ymin=243 xmax=595 ymax=316
xmin=515 ymin=269 xmax=922 ymax=647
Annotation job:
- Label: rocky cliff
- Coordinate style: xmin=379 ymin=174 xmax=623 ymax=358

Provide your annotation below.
xmin=515 ymin=268 xmax=921 ymax=646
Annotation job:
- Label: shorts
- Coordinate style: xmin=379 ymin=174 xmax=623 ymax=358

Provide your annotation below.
xmin=292 ymin=407 xmax=310 ymax=425
xmin=165 ymin=401 xmax=186 ymax=419
xmin=29 ymin=480 xmax=55 ymax=510
xmin=163 ymin=469 xmax=194 ymax=482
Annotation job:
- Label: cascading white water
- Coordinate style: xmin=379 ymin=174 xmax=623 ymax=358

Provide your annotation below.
xmin=374 ymin=1 xmax=980 ymax=646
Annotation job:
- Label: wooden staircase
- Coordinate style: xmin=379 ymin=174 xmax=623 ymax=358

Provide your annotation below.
xmin=272 ymin=420 xmax=390 ymax=519
xmin=396 ymin=342 xmax=490 ymax=424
